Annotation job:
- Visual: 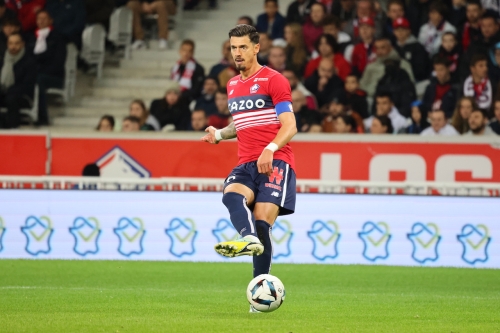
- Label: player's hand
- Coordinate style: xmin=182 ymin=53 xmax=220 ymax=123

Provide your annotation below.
xmin=200 ymin=126 xmax=219 ymax=144
xmin=257 ymin=149 xmax=274 ymax=176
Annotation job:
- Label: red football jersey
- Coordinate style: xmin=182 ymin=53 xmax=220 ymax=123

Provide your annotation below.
xmin=226 ymin=66 xmax=295 ymax=169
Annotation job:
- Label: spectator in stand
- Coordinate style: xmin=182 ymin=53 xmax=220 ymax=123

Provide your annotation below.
xmin=0 ymin=33 xmax=36 ymax=129
xmin=0 ymin=3 xmax=16 ymax=28
xmin=256 ymin=0 xmax=286 ymax=40
xmin=449 ymin=0 xmax=467 ymax=29
xmin=267 ymin=45 xmax=287 ymax=73
xmin=190 ymin=109 xmax=208 ymax=131
xmin=360 ymin=37 xmax=414 ymax=97
xmin=422 ymin=56 xmax=458 ymax=118
xmin=370 ymin=114 xmax=394 ymax=133
xmin=286 ymin=0 xmax=316 ymax=24
xmin=383 ymin=0 xmax=406 ymax=42
xmin=451 ymin=96 xmax=477 ymax=133
xmin=304 ymin=34 xmax=351 ymax=81
xmin=464 ymin=108 xmax=497 ymax=134
xmin=343 ymin=0 xmax=384 ymax=42
xmin=303 ymin=2 xmax=326 ymax=54
xmin=27 ymin=10 xmax=66 ymax=126
xmin=304 ymin=57 xmax=344 ymax=108
xmin=490 ymin=99 xmax=500 ymax=134
xmin=461 ymin=0 xmax=483 ymax=52
xmin=338 ymin=74 xmax=369 ymax=118
xmin=209 ymin=40 xmax=231 ymax=78
xmin=257 ymin=32 xmax=272 ymax=65
xmin=374 ymin=59 xmax=416 ymax=117
xmin=5 ymin=0 xmax=45 ymax=32
xmin=292 ymin=89 xmax=322 ymax=132
xmin=364 ymin=92 xmax=408 ymax=133
xmin=331 ymin=0 xmax=356 ymax=25
xmin=406 ymin=101 xmax=429 ymax=133
xmin=460 ymin=11 xmax=500 ymax=81
xmin=335 ymin=114 xmax=357 ymax=133
xmin=393 ymin=17 xmax=430 ymax=82
xmin=283 ymin=67 xmax=318 ymax=110
xmin=96 ymin=115 xmax=115 ymax=132
xmin=463 ymin=53 xmax=495 ymax=110
xmin=170 ymin=39 xmax=205 ymax=101
xmin=194 ymin=76 xmax=219 ymax=116
xmin=46 ymin=0 xmax=86 ymax=48
xmin=85 ymin=0 xmax=114 ymax=31
xmin=129 ymin=99 xmax=159 ymax=131
xmin=349 ymin=16 xmax=376 ymax=75
xmin=150 ymin=82 xmax=191 ymax=130
xmin=121 ymin=116 xmax=141 ymax=132
xmin=436 ymin=32 xmax=461 ymax=83
xmin=322 ymin=15 xmax=352 ymax=53
xmin=237 ymin=16 xmax=254 ymax=26
xmin=321 ymin=98 xmax=345 ymax=132
xmin=488 ymin=41 xmax=500 ymax=82
xmin=208 ymin=87 xmax=231 ymax=128
xmin=420 ymin=109 xmax=459 ymax=135
xmin=127 ymin=0 xmax=176 ymax=50
xmin=0 ymin=17 xmax=21 ymax=67
xmin=284 ymin=23 xmax=308 ymax=76
xmin=418 ymin=2 xmax=457 ymax=56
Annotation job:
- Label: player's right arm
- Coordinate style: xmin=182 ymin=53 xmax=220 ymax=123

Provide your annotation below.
xmin=200 ymin=122 xmax=236 ymax=144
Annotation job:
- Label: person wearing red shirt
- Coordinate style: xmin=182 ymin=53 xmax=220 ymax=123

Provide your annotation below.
xmin=461 ymin=0 xmax=483 ymax=52
xmin=349 ymin=16 xmax=376 ymax=76
xmin=304 ymin=33 xmax=351 ymax=80
xmin=302 ymin=2 xmax=326 ymax=54
xmin=5 ymin=0 xmax=45 ymax=32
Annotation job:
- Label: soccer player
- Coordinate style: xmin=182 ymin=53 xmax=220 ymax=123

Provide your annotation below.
xmin=201 ymin=24 xmax=297 ymax=311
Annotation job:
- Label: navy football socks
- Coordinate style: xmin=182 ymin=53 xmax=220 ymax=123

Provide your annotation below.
xmin=222 ymin=192 xmax=257 ymax=238
xmin=253 ymin=220 xmax=273 ymax=277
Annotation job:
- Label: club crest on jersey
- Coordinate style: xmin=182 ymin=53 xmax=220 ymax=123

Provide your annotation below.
xmin=250 ymin=84 xmax=260 ymax=94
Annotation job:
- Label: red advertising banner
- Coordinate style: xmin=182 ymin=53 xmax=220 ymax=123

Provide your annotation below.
xmin=0 ymin=132 xmax=47 ymax=175
xmin=49 ymin=134 xmax=500 ymax=183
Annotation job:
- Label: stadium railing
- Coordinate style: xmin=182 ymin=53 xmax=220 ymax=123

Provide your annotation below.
xmin=0 ymin=176 xmax=499 ymax=197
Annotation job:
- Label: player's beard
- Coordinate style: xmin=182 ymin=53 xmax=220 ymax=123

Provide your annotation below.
xmin=235 ymin=63 xmax=246 ymax=71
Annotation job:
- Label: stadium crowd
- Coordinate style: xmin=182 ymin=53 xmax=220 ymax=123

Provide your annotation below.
xmin=98 ymin=0 xmax=500 ymax=136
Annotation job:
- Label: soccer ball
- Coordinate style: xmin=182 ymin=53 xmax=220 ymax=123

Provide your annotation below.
xmin=246 ymin=274 xmax=285 ymax=312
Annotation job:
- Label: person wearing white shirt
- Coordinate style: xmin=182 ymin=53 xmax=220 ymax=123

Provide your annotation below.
xmin=421 ymin=109 xmax=459 ymax=136
xmin=364 ymin=92 xmax=409 ymax=133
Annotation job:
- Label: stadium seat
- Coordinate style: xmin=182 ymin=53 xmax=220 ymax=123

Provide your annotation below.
xmin=108 ymin=6 xmax=133 ymax=59
xmin=81 ymin=24 xmax=106 ymax=78
xmin=47 ymin=43 xmax=78 ymax=103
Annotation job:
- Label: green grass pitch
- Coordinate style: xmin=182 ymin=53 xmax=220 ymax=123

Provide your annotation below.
xmin=0 ymin=260 xmax=499 ymax=333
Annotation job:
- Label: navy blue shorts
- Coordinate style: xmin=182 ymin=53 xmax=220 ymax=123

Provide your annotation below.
xmin=223 ymin=159 xmax=296 ymax=215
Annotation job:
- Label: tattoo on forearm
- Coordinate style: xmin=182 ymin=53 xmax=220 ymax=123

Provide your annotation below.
xmin=220 ymin=122 xmax=237 ymax=140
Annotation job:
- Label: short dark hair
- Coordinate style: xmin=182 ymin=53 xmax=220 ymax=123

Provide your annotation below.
xmin=322 ymin=15 xmax=341 ymax=28
xmin=387 ymin=0 xmax=405 ymax=10
xmin=481 ymin=10 xmax=499 ymax=22
xmin=229 ymin=24 xmax=260 ymax=44
xmin=311 ymin=2 xmax=327 ymax=13
xmin=264 ymin=0 xmax=278 ymax=5
xmin=181 ymin=39 xmax=195 ymax=50
xmin=337 ymin=114 xmax=356 ymax=131
xmin=2 ymin=17 xmax=21 ymax=28
xmin=471 ymin=108 xmax=488 ymax=118
xmin=429 ymin=1 xmax=447 ymax=17
xmin=374 ymin=36 xmax=391 ymax=44
xmin=470 ymin=53 xmax=488 ymax=67
xmin=205 ymin=75 xmax=220 ymax=87
xmin=442 ymin=31 xmax=456 ymax=40
xmin=238 ymin=15 xmax=254 ymax=26
xmin=283 ymin=67 xmax=300 ymax=78
xmin=431 ymin=109 xmax=447 ymax=118
xmin=315 ymin=33 xmax=339 ymax=54
xmin=466 ymin=0 xmax=482 ymax=9
xmin=192 ymin=109 xmax=207 ymax=117
xmin=374 ymin=115 xmax=394 ymax=133
xmin=8 ymin=32 xmax=24 ymax=42
xmin=123 ymin=115 xmax=140 ymax=124
xmin=376 ymin=91 xmax=393 ymax=102
xmin=36 ymin=9 xmax=52 ymax=19
xmin=216 ymin=87 xmax=228 ymax=95
xmin=433 ymin=55 xmax=451 ymax=67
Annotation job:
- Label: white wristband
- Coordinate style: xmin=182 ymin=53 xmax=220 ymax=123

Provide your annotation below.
xmin=214 ymin=129 xmax=223 ymax=142
xmin=265 ymin=142 xmax=279 ymax=152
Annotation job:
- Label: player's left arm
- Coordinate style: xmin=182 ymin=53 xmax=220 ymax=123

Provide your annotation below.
xmin=257 ymin=75 xmax=297 ymax=176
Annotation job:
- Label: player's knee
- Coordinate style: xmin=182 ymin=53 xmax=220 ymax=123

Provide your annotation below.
xmin=222 ymin=192 xmax=247 ymax=210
